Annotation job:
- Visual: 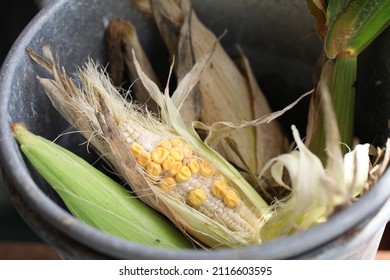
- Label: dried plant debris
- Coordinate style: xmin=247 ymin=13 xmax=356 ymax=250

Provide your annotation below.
xmin=105 ymin=19 xmax=160 ymax=113
xmin=131 ymin=0 xmax=288 ymax=192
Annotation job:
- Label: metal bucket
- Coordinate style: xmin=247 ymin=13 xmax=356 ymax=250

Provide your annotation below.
xmin=1 ymin=0 xmax=389 ymax=259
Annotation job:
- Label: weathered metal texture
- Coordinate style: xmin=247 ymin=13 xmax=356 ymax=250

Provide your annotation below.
xmin=0 ymin=0 xmax=389 ymax=259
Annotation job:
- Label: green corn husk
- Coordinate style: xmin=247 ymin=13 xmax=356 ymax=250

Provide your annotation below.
xmin=12 ymin=123 xmax=192 ymax=249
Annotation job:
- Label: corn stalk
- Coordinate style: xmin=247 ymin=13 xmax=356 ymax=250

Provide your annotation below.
xmin=306 ymin=0 xmax=390 ymax=161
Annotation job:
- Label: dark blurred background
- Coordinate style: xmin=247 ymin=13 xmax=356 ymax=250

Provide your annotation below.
xmin=0 ymin=0 xmax=61 ymax=259
xmin=0 ymin=0 xmax=389 ymax=259
xmin=0 ymin=1 xmax=40 ymax=241
xmin=0 ymin=2 xmax=61 ymax=260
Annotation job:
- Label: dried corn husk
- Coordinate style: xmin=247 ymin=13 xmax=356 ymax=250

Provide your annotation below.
xmin=260 ymin=77 xmax=390 ymax=240
xmin=27 ymin=45 xmax=270 ymax=248
xmin=105 ymin=19 xmax=159 ymax=113
xmin=132 ymin=0 xmax=288 ymax=190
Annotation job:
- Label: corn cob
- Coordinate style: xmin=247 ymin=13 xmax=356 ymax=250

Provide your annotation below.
xmin=27 ymin=45 xmax=270 ymax=248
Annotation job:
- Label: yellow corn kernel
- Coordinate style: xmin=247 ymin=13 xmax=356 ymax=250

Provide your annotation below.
xmin=182 ymin=144 xmax=193 ymax=158
xmin=223 ymin=189 xmax=239 ymax=208
xmin=211 ymin=179 xmax=228 ymax=198
xmin=159 ymin=176 xmax=176 ymax=191
xmin=199 ymin=161 xmax=215 ymax=177
xmin=151 ymin=147 xmax=169 ymax=164
xmin=146 ymin=162 xmax=163 ymax=177
xmin=130 ymin=143 xmax=143 ymax=157
xmin=188 ymin=189 xmax=207 ymax=207
xmin=170 ymin=138 xmax=184 ymax=148
xmin=136 ymin=150 xmax=151 ymax=167
xmin=175 ymin=166 xmax=192 ymax=183
xmin=167 ymin=161 xmax=182 ymax=176
xmin=158 ymin=139 xmax=172 ymax=150
xmin=162 ymin=156 xmax=175 ymax=171
xmin=170 ymin=147 xmax=184 ymax=161
xmin=187 ymin=159 xmax=200 ymax=174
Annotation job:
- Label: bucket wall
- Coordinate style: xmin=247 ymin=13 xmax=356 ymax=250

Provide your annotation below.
xmin=1 ymin=0 xmax=390 ymax=259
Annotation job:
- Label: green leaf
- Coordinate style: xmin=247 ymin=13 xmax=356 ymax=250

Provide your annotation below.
xmin=325 ymin=0 xmax=390 ymax=58
xmin=326 ymin=0 xmax=348 ymax=26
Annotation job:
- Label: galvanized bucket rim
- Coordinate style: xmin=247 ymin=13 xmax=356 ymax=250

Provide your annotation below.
xmin=1 ymin=0 xmax=390 ymax=259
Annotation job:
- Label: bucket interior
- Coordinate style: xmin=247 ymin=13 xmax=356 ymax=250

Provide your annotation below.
xmin=1 ymin=0 xmax=390 ymax=259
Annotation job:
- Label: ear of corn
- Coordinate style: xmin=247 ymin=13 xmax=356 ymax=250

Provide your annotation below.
xmin=12 ymin=123 xmax=193 ymax=249
xmin=27 ymin=45 xmax=270 ymax=248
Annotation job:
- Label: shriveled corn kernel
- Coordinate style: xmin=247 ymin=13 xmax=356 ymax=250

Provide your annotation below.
xmin=223 ymin=189 xmax=239 ymax=208
xmin=175 ymin=166 xmax=192 ymax=183
xmin=187 ymin=159 xmax=200 ymax=174
xmin=162 ymin=155 xmax=175 ymax=171
xmin=136 ymin=150 xmax=151 ymax=167
xmin=159 ymin=176 xmax=176 ymax=191
xmin=151 ymin=147 xmax=169 ymax=164
xmin=182 ymin=144 xmax=193 ymax=158
xmin=211 ymin=179 xmax=228 ymax=198
xmin=170 ymin=138 xmax=184 ymax=147
xmin=170 ymin=147 xmax=184 ymax=161
xmin=130 ymin=143 xmax=143 ymax=157
xmin=188 ymin=189 xmax=207 ymax=206
xmin=167 ymin=161 xmax=182 ymax=176
xmin=199 ymin=161 xmax=215 ymax=177
xmin=158 ymin=139 xmax=172 ymax=150
xmin=146 ymin=162 xmax=163 ymax=176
